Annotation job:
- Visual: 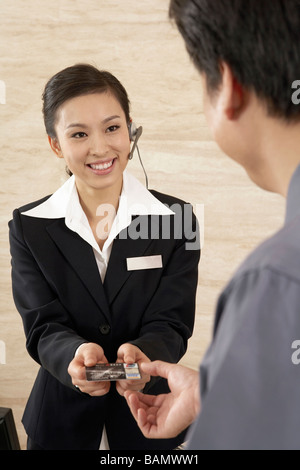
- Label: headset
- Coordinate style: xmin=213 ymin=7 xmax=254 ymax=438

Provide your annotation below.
xmin=128 ymin=121 xmax=148 ymax=189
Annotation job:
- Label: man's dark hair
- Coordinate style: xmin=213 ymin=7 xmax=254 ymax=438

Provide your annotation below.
xmin=169 ymin=0 xmax=300 ymax=121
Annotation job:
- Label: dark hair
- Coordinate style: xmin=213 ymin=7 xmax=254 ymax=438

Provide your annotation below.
xmin=42 ymin=63 xmax=131 ymax=138
xmin=169 ymin=0 xmax=300 ymax=121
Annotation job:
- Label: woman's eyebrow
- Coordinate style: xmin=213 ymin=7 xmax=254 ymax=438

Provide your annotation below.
xmin=103 ymin=114 xmax=121 ymax=124
xmin=66 ymin=115 xmax=121 ymax=130
xmin=66 ymin=123 xmax=88 ymax=130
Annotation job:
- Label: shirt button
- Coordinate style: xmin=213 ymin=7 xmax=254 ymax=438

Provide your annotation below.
xmin=99 ymin=324 xmax=111 ymax=335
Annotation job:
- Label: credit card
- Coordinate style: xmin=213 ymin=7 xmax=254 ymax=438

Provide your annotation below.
xmin=85 ymin=363 xmax=141 ymax=381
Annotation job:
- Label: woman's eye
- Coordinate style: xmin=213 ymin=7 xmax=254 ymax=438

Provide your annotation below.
xmin=106 ymin=125 xmax=120 ymax=133
xmin=71 ymin=132 xmax=87 ymax=138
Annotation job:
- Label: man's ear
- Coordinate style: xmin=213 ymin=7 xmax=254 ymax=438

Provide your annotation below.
xmin=219 ymin=62 xmax=245 ymax=120
xmin=48 ymin=135 xmax=63 ymax=158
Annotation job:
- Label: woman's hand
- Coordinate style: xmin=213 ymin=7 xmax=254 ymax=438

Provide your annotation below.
xmin=116 ymin=343 xmax=151 ymax=396
xmin=68 ymin=342 xmax=111 ymax=396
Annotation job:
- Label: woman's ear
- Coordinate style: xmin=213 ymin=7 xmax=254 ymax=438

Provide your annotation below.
xmin=48 ymin=135 xmax=63 ymax=158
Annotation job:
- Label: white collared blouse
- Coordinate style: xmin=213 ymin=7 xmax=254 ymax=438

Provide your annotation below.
xmin=22 ymin=170 xmax=174 ymax=283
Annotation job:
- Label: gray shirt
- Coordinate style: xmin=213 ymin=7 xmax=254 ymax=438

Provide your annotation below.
xmin=188 ymin=164 xmax=300 ymax=450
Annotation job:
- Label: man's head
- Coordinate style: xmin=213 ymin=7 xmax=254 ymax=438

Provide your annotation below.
xmin=169 ymin=0 xmax=300 ymax=123
xmin=169 ymin=0 xmax=300 ymax=194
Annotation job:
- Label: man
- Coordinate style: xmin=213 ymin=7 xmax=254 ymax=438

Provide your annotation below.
xmin=124 ymin=0 xmax=300 ymax=449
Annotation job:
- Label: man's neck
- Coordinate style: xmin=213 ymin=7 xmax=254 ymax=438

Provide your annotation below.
xmin=245 ymin=113 xmax=300 ymax=197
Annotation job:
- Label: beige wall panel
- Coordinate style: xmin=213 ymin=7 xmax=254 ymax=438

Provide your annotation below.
xmin=0 ymin=0 xmax=285 ymax=449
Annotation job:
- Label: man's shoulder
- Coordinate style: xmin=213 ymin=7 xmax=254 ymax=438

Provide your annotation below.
xmin=233 ymin=216 xmax=300 ymax=285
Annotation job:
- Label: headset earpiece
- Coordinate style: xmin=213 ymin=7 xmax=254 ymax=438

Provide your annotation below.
xmin=129 ymin=121 xmax=138 ymax=142
xmin=128 ymin=122 xmax=143 ymax=160
xmin=127 ymin=121 xmax=148 ymax=188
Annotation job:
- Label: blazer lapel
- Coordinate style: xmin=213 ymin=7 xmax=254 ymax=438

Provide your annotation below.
xmin=46 ymin=220 xmax=111 ymax=321
xmin=103 ymin=215 xmax=161 ymax=305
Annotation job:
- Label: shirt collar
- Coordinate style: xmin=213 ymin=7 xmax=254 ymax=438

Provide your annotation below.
xmin=21 ymin=170 xmax=174 ymax=219
xmin=21 ymin=170 xmax=174 ymax=254
xmin=120 ymin=170 xmax=175 ymax=217
xmin=285 ymin=163 xmax=300 ymax=224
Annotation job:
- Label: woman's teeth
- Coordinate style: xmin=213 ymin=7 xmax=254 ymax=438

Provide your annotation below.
xmin=89 ymin=160 xmax=114 ymax=170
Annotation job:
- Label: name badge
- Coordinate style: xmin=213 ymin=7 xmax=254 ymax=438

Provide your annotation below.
xmin=126 ymin=255 xmax=163 ymax=271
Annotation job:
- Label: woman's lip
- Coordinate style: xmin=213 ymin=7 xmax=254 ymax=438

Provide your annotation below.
xmin=87 ymin=158 xmax=116 ymax=175
xmin=87 ymin=158 xmax=114 ymax=166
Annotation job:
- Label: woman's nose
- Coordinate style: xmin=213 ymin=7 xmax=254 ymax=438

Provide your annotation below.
xmin=89 ymin=133 xmax=109 ymax=156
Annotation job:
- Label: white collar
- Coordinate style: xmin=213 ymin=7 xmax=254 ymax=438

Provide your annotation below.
xmin=21 ymin=170 xmax=174 ymax=219
xmin=21 ymin=170 xmax=174 ymax=254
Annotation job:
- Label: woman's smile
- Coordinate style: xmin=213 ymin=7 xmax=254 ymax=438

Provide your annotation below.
xmin=86 ymin=157 xmax=117 ymax=175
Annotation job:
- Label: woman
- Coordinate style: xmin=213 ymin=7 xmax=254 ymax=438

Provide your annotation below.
xmin=9 ymin=64 xmax=200 ymax=450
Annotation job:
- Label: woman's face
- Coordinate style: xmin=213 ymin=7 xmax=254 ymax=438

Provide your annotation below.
xmin=50 ymin=91 xmax=131 ymax=195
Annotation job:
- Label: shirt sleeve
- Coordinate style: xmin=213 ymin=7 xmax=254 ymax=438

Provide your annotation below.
xmin=187 ymin=267 xmax=300 ymax=450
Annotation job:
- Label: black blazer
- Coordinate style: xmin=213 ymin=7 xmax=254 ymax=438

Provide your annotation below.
xmin=9 ymin=189 xmax=200 ymax=450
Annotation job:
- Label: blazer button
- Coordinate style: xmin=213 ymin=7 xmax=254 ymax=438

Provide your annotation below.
xmin=99 ymin=324 xmax=111 ymax=335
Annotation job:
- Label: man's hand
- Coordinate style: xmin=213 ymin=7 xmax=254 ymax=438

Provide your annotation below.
xmin=116 ymin=343 xmax=151 ymax=396
xmin=124 ymin=360 xmax=200 ymax=439
xmin=68 ymin=343 xmax=110 ymax=396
